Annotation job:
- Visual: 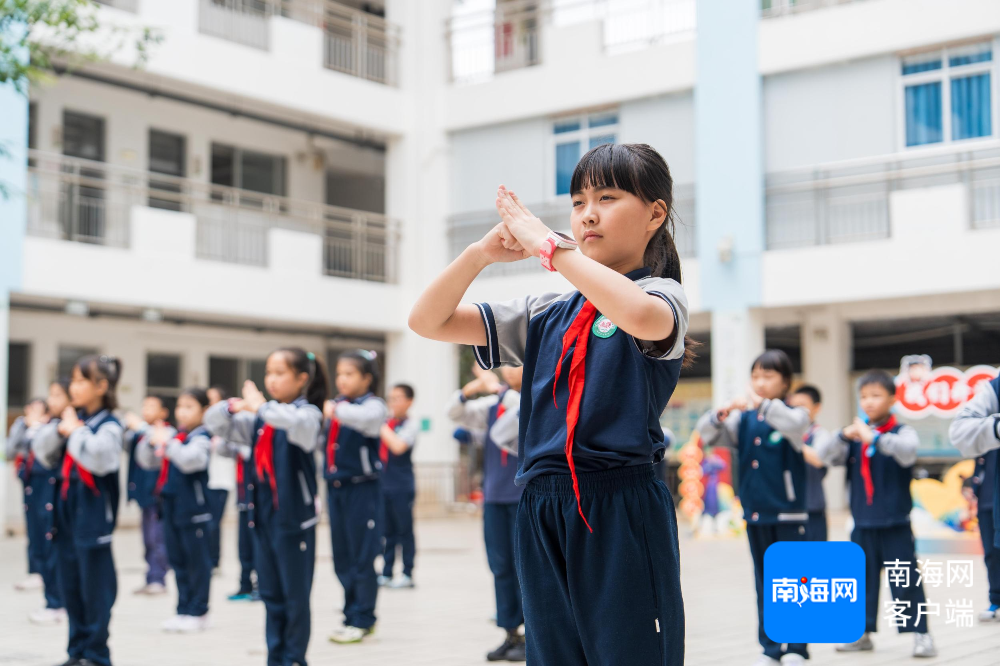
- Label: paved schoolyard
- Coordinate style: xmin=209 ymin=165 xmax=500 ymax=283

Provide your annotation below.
xmin=2 ymin=510 xmax=998 ymax=665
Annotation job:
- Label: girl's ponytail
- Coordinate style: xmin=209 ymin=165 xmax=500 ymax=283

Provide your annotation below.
xmin=275 ymin=347 xmax=329 ymax=410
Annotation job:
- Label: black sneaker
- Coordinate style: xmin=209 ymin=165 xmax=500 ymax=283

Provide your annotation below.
xmin=486 ymin=635 xmax=526 ymax=662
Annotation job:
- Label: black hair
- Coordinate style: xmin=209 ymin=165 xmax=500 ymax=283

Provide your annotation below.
xmin=51 ymin=377 xmax=71 ymax=397
xmin=143 ymin=394 xmax=166 ymax=407
xmin=751 ymin=349 xmax=794 ymax=398
xmin=570 ymin=142 xmax=697 ymax=368
xmin=393 ymin=383 xmax=415 ymax=400
xmin=338 ymin=349 xmax=380 ymax=395
xmin=793 ymin=384 xmax=822 ymax=405
xmin=857 ymin=370 xmax=896 ymax=396
xmin=74 ymin=354 xmax=122 ymax=410
xmin=179 ymin=387 xmax=210 ymax=408
xmin=208 ymin=385 xmax=230 ymax=401
xmin=271 ymin=347 xmax=328 ymax=410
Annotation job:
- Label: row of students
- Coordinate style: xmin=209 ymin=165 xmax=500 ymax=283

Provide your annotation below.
xmin=448 ymin=364 xmax=526 ymax=662
xmin=697 ymin=355 xmax=939 ymax=665
xmin=8 ymin=381 xmax=71 ymax=624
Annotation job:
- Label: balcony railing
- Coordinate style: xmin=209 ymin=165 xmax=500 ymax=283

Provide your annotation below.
xmin=761 ymin=0 xmax=867 ymax=18
xmin=765 ymin=144 xmax=1000 ymax=250
xmin=447 ymin=188 xmax=696 ymax=278
xmin=447 ymin=0 xmax=696 ymax=85
xmin=197 ymin=0 xmax=400 ymax=85
xmin=26 ymin=150 xmax=399 ymax=283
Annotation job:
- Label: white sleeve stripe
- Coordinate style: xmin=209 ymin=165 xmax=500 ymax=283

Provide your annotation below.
xmin=473 ymin=302 xmax=499 ymax=369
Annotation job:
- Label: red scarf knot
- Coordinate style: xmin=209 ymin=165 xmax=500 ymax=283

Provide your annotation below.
xmin=60 ymin=453 xmax=99 ymax=501
xmin=325 ymin=404 xmax=342 ymax=474
xmin=154 ymin=431 xmax=187 ymax=496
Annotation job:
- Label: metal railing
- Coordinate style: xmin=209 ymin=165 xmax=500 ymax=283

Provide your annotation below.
xmin=26 ymin=150 xmax=399 ymax=283
xmin=447 ymin=188 xmax=696 ymax=277
xmin=197 ymin=0 xmax=400 ymax=85
xmin=761 ymin=0 xmax=867 ymax=18
xmin=93 ymin=0 xmax=139 ymax=12
xmin=447 ymin=0 xmax=696 ymax=84
xmin=199 ymin=0 xmax=272 ymax=50
xmin=765 ymin=144 xmax=1000 ymax=250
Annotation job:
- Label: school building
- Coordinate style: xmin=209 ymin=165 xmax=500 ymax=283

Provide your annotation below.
xmin=3 ymin=0 xmax=1000 ymax=531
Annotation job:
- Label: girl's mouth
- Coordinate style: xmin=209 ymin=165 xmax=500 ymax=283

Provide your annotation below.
xmin=583 ymin=231 xmax=602 ymax=242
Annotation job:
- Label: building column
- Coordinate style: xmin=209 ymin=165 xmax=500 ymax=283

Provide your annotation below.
xmin=695 ymin=0 xmax=765 ymax=405
xmin=383 ymin=0 xmax=459 ymax=467
xmin=802 ymin=307 xmax=852 ymax=509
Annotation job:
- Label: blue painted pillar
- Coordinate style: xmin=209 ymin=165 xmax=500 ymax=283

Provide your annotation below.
xmin=695 ymin=0 xmax=765 ymax=403
xmin=0 ymin=28 xmax=28 ymax=534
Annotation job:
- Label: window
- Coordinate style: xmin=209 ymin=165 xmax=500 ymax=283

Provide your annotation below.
xmin=211 ymin=144 xmax=286 ymax=200
xmin=147 ymin=353 xmax=182 ymax=415
xmin=149 ymin=130 xmax=186 ymax=212
xmin=209 ymin=355 xmax=268 ymax=400
xmin=902 ymin=42 xmax=994 ymax=147
xmin=27 ymin=103 xmax=37 ymax=166
xmin=57 ymin=346 xmax=99 ymax=382
xmin=7 ymin=343 xmax=30 ymax=409
xmin=62 ymin=111 xmax=107 ymax=242
xmin=551 ymin=111 xmax=619 ymax=196
xmin=62 ymin=111 xmax=105 ymax=161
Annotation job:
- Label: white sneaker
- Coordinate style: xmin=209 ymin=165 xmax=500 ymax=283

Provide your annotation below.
xmin=376 ymin=575 xmax=391 ymax=587
xmin=14 ymin=573 xmax=43 ymax=591
xmin=979 ymin=606 xmax=1000 ymax=622
xmin=175 ymin=614 xmax=209 ymax=633
xmin=161 ymin=615 xmax=185 ymax=633
xmin=780 ymin=655 xmax=805 ymax=665
xmin=134 ymin=582 xmax=168 ymax=596
xmin=388 ymin=574 xmax=414 ymax=589
xmin=750 ymin=655 xmax=781 ymax=666
xmin=328 ymin=625 xmax=372 ymax=644
xmin=913 ymin=632 xmax=937 ymax=658
xmin=28 ymin=607 xmax=66 ymax=625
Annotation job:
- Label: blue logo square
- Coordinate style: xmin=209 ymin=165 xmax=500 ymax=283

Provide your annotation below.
xmin=764 ymin=541 xmax=866 ymax=644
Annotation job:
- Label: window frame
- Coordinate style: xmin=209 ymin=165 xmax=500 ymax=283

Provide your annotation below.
xmin=547 ymin=109 xmax=620 ymax=200
xmin=898 ymin=38 xmax=998 ymax=150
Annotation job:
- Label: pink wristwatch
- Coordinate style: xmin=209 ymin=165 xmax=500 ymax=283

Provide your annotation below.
xmin=539 ymin=231 xmax=578 ymax=272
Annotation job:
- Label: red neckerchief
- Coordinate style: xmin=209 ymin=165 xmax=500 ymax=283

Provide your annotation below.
xmin=236 ymin=458 xmax=245 ymax=502
xmin=325 ymin=403 xmax=342 ymax=474
xmin=15 ymin=452 xmax=35 ymax=477
xmin=380 ymin=418 xmax=400 ymax=466
xmin=552 ymin=300 xmax=599 ymax=533
xmin=154 ymin=430 xmax=188 ymax=496
xmin=255 ymin=425 xmax=279 ymax=509
xmin=61 ymin=453 xmax=99 ymax=501
xmin=859 ymin=415 xmax=898 ymax=506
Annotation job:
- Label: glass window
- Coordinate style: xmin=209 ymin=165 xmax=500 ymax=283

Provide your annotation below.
xmin=553 ymin=119 xmax=581 ymax=134
xmin=902 ymin=53 xmax=942 ymax=76
xmin=951 ymin=73 xmax=992 ymax=140
xmin=62 ymin=111 xmax=105 ymax=161
xmin=7 ymin=343 xmax=30 ymax=408
xmin=552 ymin=110 xmax=619 ymax=196
xmin=949 ymin=43 xmax=993 ymax=68
xmin=555 ymin=142 xmax=581 ymax=196
xmin=589 ymin=134 xmax=615 ymax=149
xmin=588 ymin=113 xmax=619 ymax=128
xmin=905 ymin=81 xmax=943 ymax=147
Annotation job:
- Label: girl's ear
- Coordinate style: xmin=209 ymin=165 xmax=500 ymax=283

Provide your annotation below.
xmin=647 ymin=199 xmax=668 ymax=231
xmin=96 ymin=377 xmax=109 ymax=397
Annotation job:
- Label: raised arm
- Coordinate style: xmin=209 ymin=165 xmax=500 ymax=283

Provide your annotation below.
xmin=67 ymin=421 xmax=124 ymax=476
xmin=696 ymin=408 xmax=741 ymax=448
xmin=6 ymin=416 xmax=29 ymax=459
xmin=381 ymin=418 xmax=419 ymax=456
xmin=760 ymin=400 xmax=811 ymax=452
xmin=875 ymin=424 xmax=920 ymax=467
xmin=259 ymin=402 xmax=323 ymax=452
xmin=165 ymin=432 xmax=212 ymax=474
xmin=949 ymin=382 xmax=1000 ymax=458
xmin=31 ymin=422 xmax=65 ymax=469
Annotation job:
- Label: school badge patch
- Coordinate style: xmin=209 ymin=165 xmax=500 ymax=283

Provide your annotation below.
xmin=592 ymin=315 xmax=617 ymax=338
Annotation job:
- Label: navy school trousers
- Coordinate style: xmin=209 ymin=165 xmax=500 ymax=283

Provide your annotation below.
xmin=54 ymin=525 xmax=116 ymax=665
xmin=979 ymin=510 xmax=1000 ymax=607
xmin=746 ymin=522 xmax=809 ymax=661
xmin=382 ymin=490 xmax=416 ymax=579
xmin=253 ymin=507 xmax=316 ymax=666
xmin=327 ymin=479 xmax=382 ymax=629
xmin=516 ymin=464 xmax=684 ymax=666
xmin=161 ymin=500 xmax=212 ymax=617
xmin=484 ymin=502 xmax=523 ymax=630
xmin=851 ymin=523 xmax=928 ymax=634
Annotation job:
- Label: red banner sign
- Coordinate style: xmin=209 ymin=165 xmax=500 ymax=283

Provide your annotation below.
xmin=895 ymin=364 xmax=998 ymax=419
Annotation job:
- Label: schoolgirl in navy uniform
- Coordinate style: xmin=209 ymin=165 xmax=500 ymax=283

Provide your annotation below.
xmin=136 ymin=388 xmax=214 ymax=633
xmin=205 ymin=347 xmax=326 ymax=666
xmin=378 ymin=383 xmax=420 ymax=590
xmin=447 ymin=364 xmax=526 ymax=662
xmin=819 ymin=370 xmax=937 ymax=658
xmin=697 ymin=349 xmax=812 ymax=666
xmin=949 ymin=376 xmax=1000 ymax=623
xmin=10 ymin=384 xmax=67 ymax=624
xmin=206 ymin=385 xmax=259 ymax=602
xmin=410 ymin=143 xmax=691 ymax=665
xmin=323 ymin=349 xmax=388 ymax=644
xmin=123 ymin=395 xmax=171 ymax=596
xmin=33 ymin=355 xmax=125 ymax=666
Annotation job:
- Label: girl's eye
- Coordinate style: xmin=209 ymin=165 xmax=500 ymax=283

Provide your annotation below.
xmin=600 ymin=195 xmax=614 ymax=201
xmin=572 ymin=200 xmax=583 ymax=207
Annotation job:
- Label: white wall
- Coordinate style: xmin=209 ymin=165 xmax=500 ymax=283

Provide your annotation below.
xmin=620 ymin=92 xmax=696 ymax=184
xmin=764 ymin=56 xmax=898 ymax=172
xmin=762 ymin=183 xmax=1000 ymax=307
